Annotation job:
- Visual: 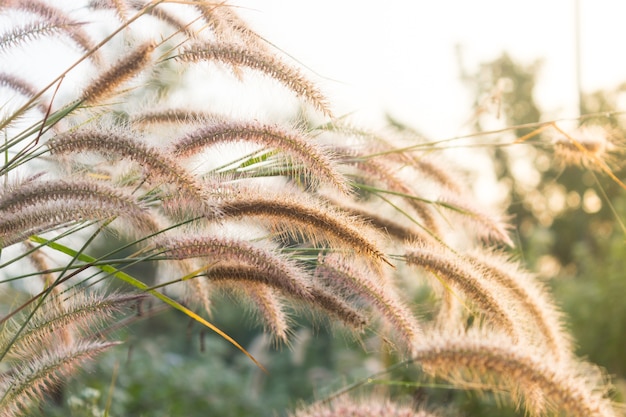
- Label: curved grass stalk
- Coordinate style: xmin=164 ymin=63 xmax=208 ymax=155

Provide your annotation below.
xmin=435 ymin=196 xmax=514 ymax=247
xmin=0 ymin=204 xmax=141 ymax=249
xmin=591 ymin=171 xmax=626 ymax=236
xmin=0 ymin=217 xmax=118 ymax=367
xmin=322 ymin=189 xmax=437 ymax=246
xmin=0 ymin=74 xmax=49 ymax=117
xmin=0 ymin=179 xmax=158 ymax=249
xmin=194 ymin=2 xmax=264 ymax=47
xmin=551 ymin=123 xmax=626 ymax=191
xmin=0 ymin=179 xmax=150 ymax=219
xmin=356 ymin=182 xmax=513 ymax=246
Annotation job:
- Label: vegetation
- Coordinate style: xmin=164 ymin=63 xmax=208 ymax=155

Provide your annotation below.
xmin=0 ymin=1 xmax=624 ymax=416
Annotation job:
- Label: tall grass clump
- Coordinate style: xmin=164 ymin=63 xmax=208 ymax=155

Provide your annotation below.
xmin=0 ymin=1 xmax=624 ymax=416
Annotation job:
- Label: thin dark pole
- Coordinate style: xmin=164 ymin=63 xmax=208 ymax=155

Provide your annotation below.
xmin=575 ymin=0 xmax=584 ymax=116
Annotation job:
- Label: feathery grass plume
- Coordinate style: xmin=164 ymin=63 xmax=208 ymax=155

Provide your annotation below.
xmin=1 ymin=0 xmax=102 ymax=65
xmin=80 ymin=40 xmax=155 ymax=104
xmin=0 ymin=340 xmax=120 ymax=417
xmin=157 ymin=235 xmax=313 ymax=299
xmin=141 ymin=2 xmax=198 ymax=39
xmin=218 ymin=282 xmax=290 ymax=344
xmin=0 ymin=289 xmax=139 ymax=416
xmin=0 ymin=178 xmax=158 ymax=239
xmin=203 ymin=264 xmax=314 ymax=302
xmin=2 ymin=292 xmax=144 ymax=361
xmin=0 ymin=73 xmax=48 ymax=116
xmin=319 ymin=121 xmax=465 ymax=196
xmin=203 ymin=264 xmax=367 ymax=331
xmin=0 ymin=178 xmax=143 ymax=216
xmin=195 ymin=2 xmax=257 ymax=42
xmin=0 ymin=21 xmax=83 ymax=55
xmin=375 ymin=141 xmax=466 ymax=195
xmin=404 ymin=242 xmax=519 ymax=340
xmin=353 ymin=156 xmax=440 ymax=236
xmin=304 ymin=284 xmax=368 ymax=331
xmin=176 ymin=42 xmax=332 ymax=117
xmin=184 ymin=237 xmax=368 ymax=332
xmin=466 ymin=249 xmax=572 ymax=364
xmin=172 ymin=119 xmax=350 ymax=194
xmin=219 ymin=191 xmax=392 ymax=270
xmin=245 ymin=284 xmax=290 ymax=344
xmin=290 ymin=396 xmax=440 ymax=417
xmin=0 ymin=194 xmax=154 ymax=248
xmin=436 ymin=196 xmax=514 ymax=247
xmin=347 ymin=208 xmax=427 ymax=244
xmin=194 ymin=1 xmax=270 ymax=56
xmin=47 ymin=127 xmax=219 ymax=219
xmin=316 ymin=254 xmax=422 ymax=353
xmin=552 ymin=124 xmax=623 ymax=170
xmin=0 ymin=73 xmax=39 ymax=100
xmin=412 ymin=330 xmax=618 ymax=417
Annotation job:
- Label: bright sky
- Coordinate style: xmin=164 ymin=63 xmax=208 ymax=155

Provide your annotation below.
xmin=235 ymin=1 xmax=626 ymax=139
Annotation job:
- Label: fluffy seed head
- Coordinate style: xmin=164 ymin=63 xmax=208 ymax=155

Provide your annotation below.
xmin=172 ymin=119 xmax=350 ymax=194
xmin=80 ymin=41 xmax=155 ymax=104
xmin=413 ymin=330 xmax=618 ymax=417
xmin=553 ymin=124 xmax=622 ymax=170
xmin=177 ymin=42 xmax=332 ymax=117
xmin=405 ymin=242 xmax=518 ymax=339
xmin=47 ymin=127 xmax=219 ymax=219
xmin=289 ymin=396 xmax=439 ymax=417
xmin=316 ymin=254 xmax=422 ymax=353
xmin=157 ymin=235 xmax=313 ymax=300
xmin=219 ymin=191 xmax=392 ymax=270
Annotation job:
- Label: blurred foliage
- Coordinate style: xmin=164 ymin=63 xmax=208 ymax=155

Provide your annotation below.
xmin=41 ymin=298 xmax=379 ymax=417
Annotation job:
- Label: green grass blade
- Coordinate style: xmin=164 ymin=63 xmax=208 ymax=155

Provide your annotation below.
xmin=28 ymin=235 xmax=267 ymax=372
